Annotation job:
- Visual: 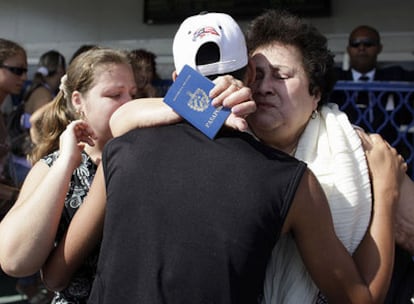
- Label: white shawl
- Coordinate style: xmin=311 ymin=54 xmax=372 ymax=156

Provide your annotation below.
xmin=263 ymin=103 xmax=372 ymax=304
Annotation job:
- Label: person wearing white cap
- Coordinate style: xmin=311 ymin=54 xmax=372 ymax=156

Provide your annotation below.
xmin=109 ymin=11 xmax=256 ymax=137
xmin=40 ymin=12 xmax=405 ymax=304
xmin=172 ymin=11 xmax=248 ymax=78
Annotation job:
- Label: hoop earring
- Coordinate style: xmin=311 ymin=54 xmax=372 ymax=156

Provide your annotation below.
xmin=311 ymin=110 xmax=318 ymax=119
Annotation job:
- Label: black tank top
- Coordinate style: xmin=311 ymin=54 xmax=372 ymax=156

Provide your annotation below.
xmin=89 ymin=123 xmax=306 ymax=304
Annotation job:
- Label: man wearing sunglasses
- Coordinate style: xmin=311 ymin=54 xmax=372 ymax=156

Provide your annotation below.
xmin=337 ymin=25 xmax=409 ymax=82
xmin=346 ymin=25 xmax=383 ymax=80
xmin=333 ymin=25 xmax=413 ymax=142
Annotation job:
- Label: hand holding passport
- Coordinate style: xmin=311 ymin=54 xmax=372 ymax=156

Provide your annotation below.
xmin=163 ymin=65 xmax=231 ymax=139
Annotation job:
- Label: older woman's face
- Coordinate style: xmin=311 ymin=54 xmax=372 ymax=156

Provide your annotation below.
xmin=247 ymin=43 xmax=319 ymax=152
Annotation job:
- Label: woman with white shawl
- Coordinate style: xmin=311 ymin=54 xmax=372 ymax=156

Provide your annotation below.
xmin=244 ymin=9 xmax=414 ymax=304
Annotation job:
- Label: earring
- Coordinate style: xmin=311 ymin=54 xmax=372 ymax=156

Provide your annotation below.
xmin=311 ymin=110 xmax=318 ymax=119
xmin=76 ymin=109 xmax=85 ymax=119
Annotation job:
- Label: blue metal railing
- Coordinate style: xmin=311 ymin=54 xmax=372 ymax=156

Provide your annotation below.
xmin=332 ymin=81 xmax=414 ymax=178
xmin=156 ymin=79 xmax=414 ymax=177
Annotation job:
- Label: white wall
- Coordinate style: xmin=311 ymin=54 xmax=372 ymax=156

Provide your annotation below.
xmin=1 ymin=0 xmax=413 ymax=78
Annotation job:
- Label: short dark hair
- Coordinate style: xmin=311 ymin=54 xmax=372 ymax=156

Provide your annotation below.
xmin=70 ymin=44 xmax=98 ymax=63
xmin=348 ymin=25 xmax=381 ymax=44
xmin=246 ymin=9 xmax=336 ymax=106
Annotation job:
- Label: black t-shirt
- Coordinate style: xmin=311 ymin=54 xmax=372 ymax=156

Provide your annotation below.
xmin=89 ymin=123 xmax=306 ymax=304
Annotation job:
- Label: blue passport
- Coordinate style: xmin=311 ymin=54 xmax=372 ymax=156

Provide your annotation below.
xmin=163 ymin=65 xmax=230 ymax=139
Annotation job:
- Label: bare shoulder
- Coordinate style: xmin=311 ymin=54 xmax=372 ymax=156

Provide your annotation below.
xmin=282 ymin=168 xmax=332 ymax=235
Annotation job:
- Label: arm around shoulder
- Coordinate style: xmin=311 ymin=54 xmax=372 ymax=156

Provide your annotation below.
xmin=109 ymin=98 xmax=182 ymax=137
xmin=285 ymin=135 xmax=406 ymax=304
xmin=283 ymin=169 xmax=374 ymax=303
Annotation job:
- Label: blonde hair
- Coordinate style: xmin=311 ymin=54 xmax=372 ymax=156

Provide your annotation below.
xmin=29 ymin=47 xmax=130 ymax=163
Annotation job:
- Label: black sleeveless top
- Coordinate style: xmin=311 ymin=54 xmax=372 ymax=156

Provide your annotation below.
xmin=89 ymin=123 xmax=307 ymax=304
xmin=43 ymin=151 xmax=99 ymax=304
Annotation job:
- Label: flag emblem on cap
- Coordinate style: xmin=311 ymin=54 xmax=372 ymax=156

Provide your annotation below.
xmin=192 ymin=26 xmax=220 ymax=41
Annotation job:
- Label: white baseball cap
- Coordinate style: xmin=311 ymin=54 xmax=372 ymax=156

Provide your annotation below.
xmin=173 ymin=12 xmax=248 ymax=77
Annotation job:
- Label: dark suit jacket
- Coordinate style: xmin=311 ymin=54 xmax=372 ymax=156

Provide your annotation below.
xmin=334 ymin=65 xmax=413 ymax=82
xmin=331 ymin=65 xmax=413 ymax=141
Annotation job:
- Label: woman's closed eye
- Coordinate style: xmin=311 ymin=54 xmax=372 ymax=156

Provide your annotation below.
xmin=274 ymin=74 xmax=289 ymax=80
xmin=254 ymin=68 xmax=290 ymax=81
xmin=272 ymin=70 xmax=291 ymax=80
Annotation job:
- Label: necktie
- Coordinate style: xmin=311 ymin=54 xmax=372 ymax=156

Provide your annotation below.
xmin=357 ymin=75 xmax=372 ymax=125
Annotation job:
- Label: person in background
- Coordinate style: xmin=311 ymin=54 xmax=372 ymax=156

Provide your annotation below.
xmin=5 ymin=52 xmax=67 ymax=302
xmin=0 ymin=37 xmax=51 ymax=304
xmin=24 ymin=50 xmax=66 ymax=116
xmin=332 ymin=25 xmax=413 ymax=159
xmin=69 ymin=44 xmax=98 ymax=64
xmin=0 ymin=47 xmax=137 ymax=304
xmin=335 ymin=25 xmax=412 ymax=83
xmin=7 ymin=50 xmax=67 ymax=188
xmin=41 ymin=12 xmax=404 ymax=304
xmin=0 ymin=38 xmax=27 ymax=184
xmin=127 ymin=49 xmax=159 ymax=98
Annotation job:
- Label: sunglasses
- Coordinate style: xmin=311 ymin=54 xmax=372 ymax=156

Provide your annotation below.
xmin=349 ymin=39 xmax=379 ymax=48
xmin=0 ymin=64 xmax=28 ymax=76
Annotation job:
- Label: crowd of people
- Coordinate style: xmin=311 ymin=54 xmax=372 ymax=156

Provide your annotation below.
xmin=0 ymin=8 xmax=412 ymax=304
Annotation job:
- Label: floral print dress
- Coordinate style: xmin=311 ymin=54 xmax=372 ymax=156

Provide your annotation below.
xmin=43 ymin=151 xmax=98 ymax=304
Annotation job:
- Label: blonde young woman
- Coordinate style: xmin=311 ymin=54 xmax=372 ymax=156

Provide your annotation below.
xmin=0 ymin=47 xmax=137 ymax=303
